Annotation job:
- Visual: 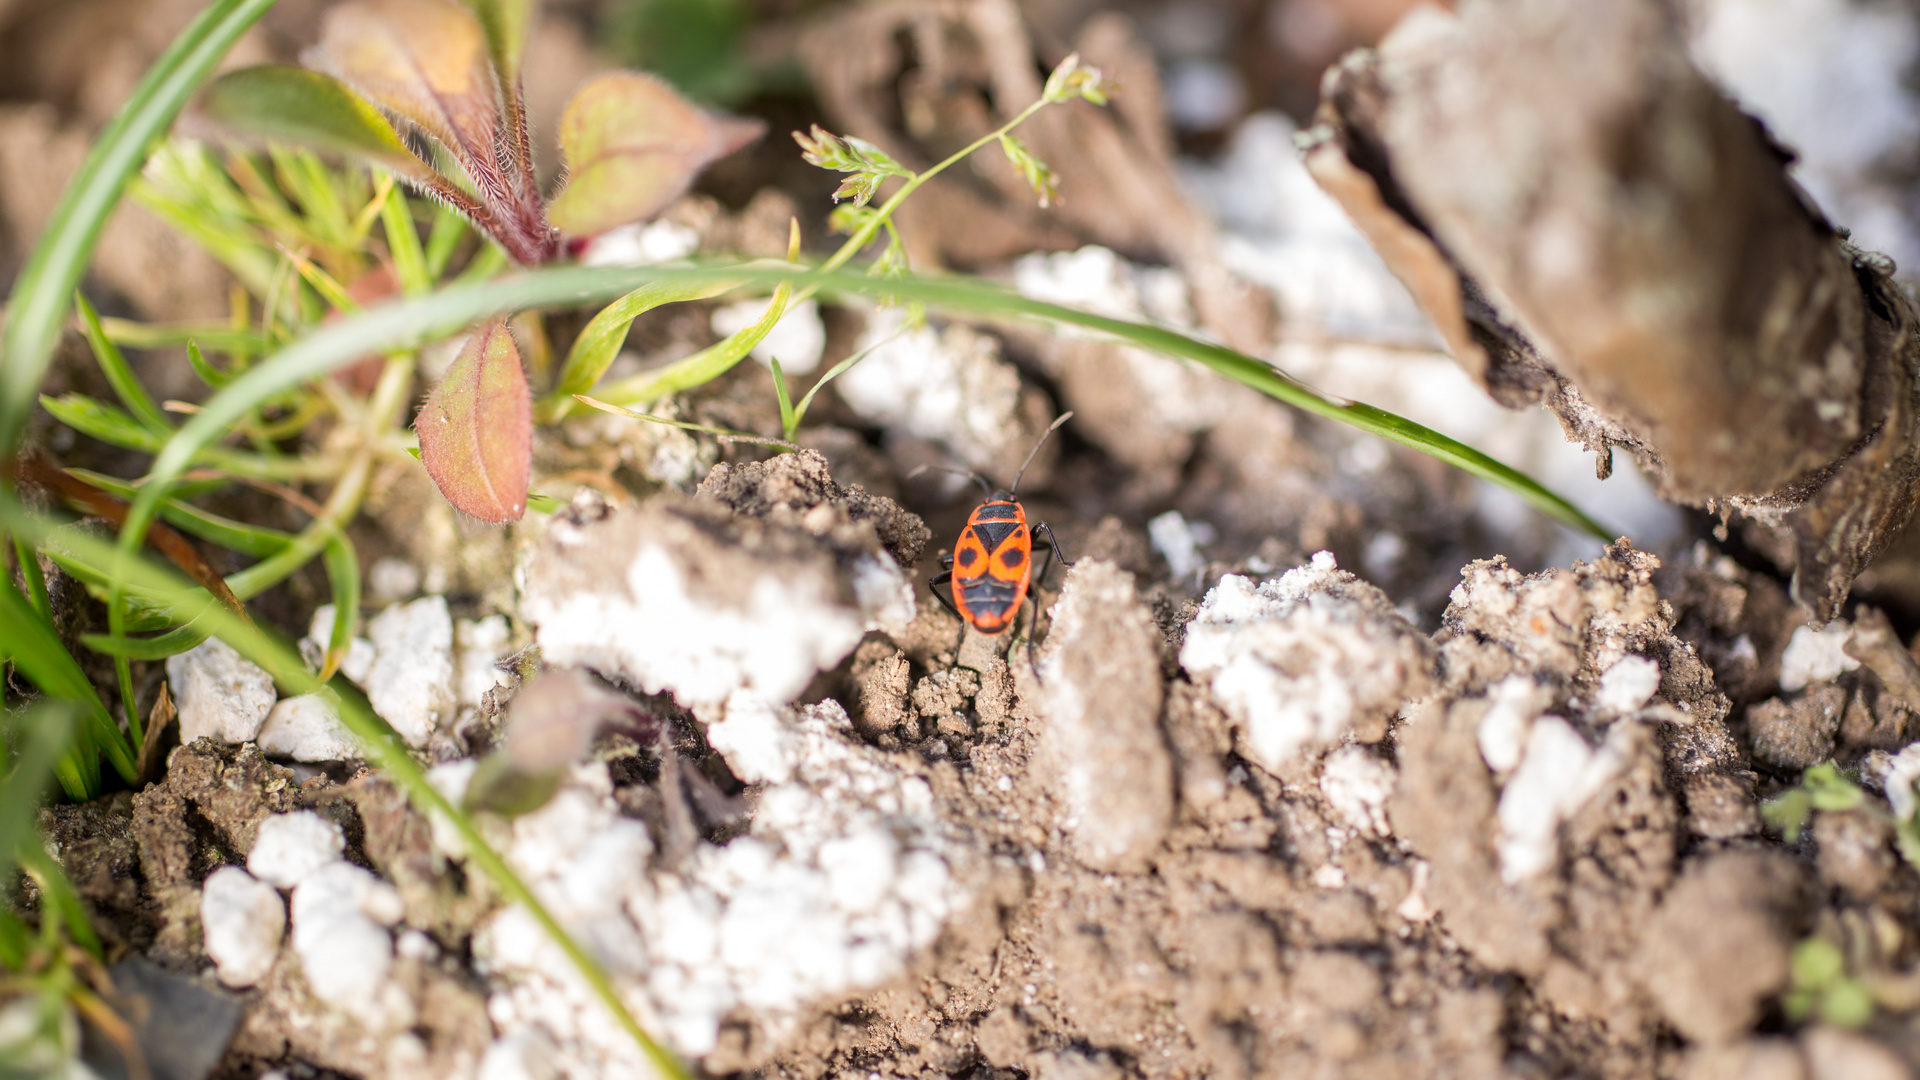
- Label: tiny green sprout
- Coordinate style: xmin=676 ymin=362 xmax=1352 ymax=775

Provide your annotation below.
xmin=1785 ymin=937 xmax=1875 ymax=1028
xmin=1803 ymin=762 xmax=1867 ymax=811
xmin=793 ymin=125 xmax=913 ymax=207
xmin=1762 ymin=762 xmax=1866 ymax=842
xmin=999 ymin=133 xmax=1060 ymax=208
xmin=1043 ymin=52 xmax=1112 ymax=106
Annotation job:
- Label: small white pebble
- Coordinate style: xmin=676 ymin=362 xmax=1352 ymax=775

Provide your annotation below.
xmin=256 ymin=694 xmax=360 ymax=762
xmin=248 ymin=811 xmax=345 ymax=889
xmin=1780 ymin=622 xmax=1860 ymax=691
xmin=1595 ymin=655 xmax=1661 ymax=716
xmin=200 ymin=867 xmax=285 ymax=988
xmin=291 ymin=862 xmax=399 ymax=1013
xmin=365 ymin=596 xmax=457 ymax=747
xmin=165 ymin=638 xmax=277 ymax=745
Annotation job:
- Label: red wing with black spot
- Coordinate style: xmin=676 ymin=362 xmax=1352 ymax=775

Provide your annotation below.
xmin=950 ymin=502 xmax=1030 ymax=634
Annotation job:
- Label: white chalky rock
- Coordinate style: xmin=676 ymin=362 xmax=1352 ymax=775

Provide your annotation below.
xmin=523 ymin=509 xmax=878 ymax=711
xmin=1595 ymin=655 xmax=1662 ymax=716
xmin=579 ymin=219 xmax=701 ymax=267
xmin=1180 ymin=554 xmax=1435 ymax=773
xmin=300 ymin=605 xmax=376 ymax=684
xmin=200 ymin=867 xmax=285 ymax=988
xmin=1034 ymin=561 xmax=1174 ymax=871
xmin=256 ymin=694 xmax=360 ymax=762
xmin=713 ymin=297 xmax=826 ymax=373
xmin=1319 ymin=746 xmax=1397 ymax=837
xmin=248 ymin=811 xmax=345 ymax=889
xmin=1495 ymin=717 xmax=1634 ymax=882
xmin=165 ymin=638 xmax=277 ymax=745
xmin=1476 ymin=676 xmax=1550 ymax=776
xmin=1779 ymin=622 xmax=1860 ymax=692
xmin=365 ymin=596 xmax=457 ymax=746
xmin=291 ymin=861 xmax=402 ymax=1018
xmin=475 ymin=701 xmax=963 ymax=1073
xmin=456 ymin=616 xmax=514 ymax=708
xmin=835 ymin=308 xmax=1027 ymax=474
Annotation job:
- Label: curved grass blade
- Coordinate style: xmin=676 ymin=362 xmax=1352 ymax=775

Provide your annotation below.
xmin=0 ymin=491 xmax=696 ymax=1080
xmin=82 ymin=622 xmax=216 ymax=661
xmin=542 ymin=277 xmax=741 ymax=420
xmin=121 ymin=265 xmax=1611 ymax=583
xmin=76 ymin=293 xmax=170 ymax=435
xmin=592 ymin=277 xmax=793 ymax=407
xmin=0 ymin=0 xmax=282 ymax=455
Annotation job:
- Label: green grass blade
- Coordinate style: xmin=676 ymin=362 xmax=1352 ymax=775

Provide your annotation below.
xmin=81 ymin=622 xmax=216 ymax=660
xmin=12 ymin=534 xmax=52 ymax=622
xmin=0 ymin=702 xmax=79 ymax=857
xmin=101 ymin=317 xmax=269 ymax=355
xmin=543 ymin=277 xmax=741 ymax=417
xmin=381 ymin=182 xmax=431 ymax=297
xmin=423 ymin=203 xmax=468 ymax=279
xmin=39 ymin=393 xmax=165 ymax=453
xmin=320 ymin=531 xmax=360 ymax=677
xmin=790 ymin=327 xmax=903 ymax=434
xmin=1 ymin=491 xmax=695 ymax=1080
xmin=18 ymin=845 xmax=102 ymax=960
xmin=769 ymin=356 xmax=796 ymax=439
xmin=187 ymin=339 xmax=234 ymax=388
xmin=0 ymin=0 xmax=282 ymax=455
xmin=593 ymin=280 xmax=793 ymax=408
xmin=65 ymin=469 xmax=293 ymax=557
xmin=75 ymin=293 xmax=170 ymax=434
xmin=120 ymin=264 xmax=1610 ymax=574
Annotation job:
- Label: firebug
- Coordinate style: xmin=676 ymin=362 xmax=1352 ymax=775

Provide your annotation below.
xmin=927 ymin=414 xmax=1074 ymax=639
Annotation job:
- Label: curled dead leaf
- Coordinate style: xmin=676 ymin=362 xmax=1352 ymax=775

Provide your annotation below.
xmin=546 ymin=71 xmax=765 ymax=239
xmin=415 ymin=319 xmax=532 ymax=522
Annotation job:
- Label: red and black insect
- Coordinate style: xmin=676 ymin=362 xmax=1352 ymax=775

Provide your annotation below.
xmin=928 ymin=414 xmax=1074 ymax=637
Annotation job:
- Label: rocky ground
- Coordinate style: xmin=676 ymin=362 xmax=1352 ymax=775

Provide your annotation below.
xmin=16 ymin=1 xmax=1920 ymax=1079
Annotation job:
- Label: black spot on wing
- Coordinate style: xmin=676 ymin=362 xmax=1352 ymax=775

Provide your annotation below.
xmin=1000 ymin=547 xmax=1025 ymax=568
xmin=972 ymin=521 xmax=1019 ymax=550
xmin=956 ymin=545 xmax=980 ymax=568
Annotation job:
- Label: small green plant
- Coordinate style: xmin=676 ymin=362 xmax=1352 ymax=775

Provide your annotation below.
xmin=197 ymin=0 xmax=762 ymax=522
xmin=1785 ymin=935 xmax=1876 ymax=1027
xmin=1761 ymin=762 xmax=1867 ymax=843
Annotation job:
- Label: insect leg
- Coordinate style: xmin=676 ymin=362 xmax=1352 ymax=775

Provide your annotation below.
xmin=939 ymin=551 xmax=954 ymax=570
xmin=927 ymin=569 xmax=962 ymax=621
xmin=1031 ymin=522 xmax=1073 ymax=590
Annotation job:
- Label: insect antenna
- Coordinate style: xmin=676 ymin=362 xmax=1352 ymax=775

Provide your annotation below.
xmin=1008 ymin=412 xmax=1074 ymax=498
xmin=907 ymin=462 xmax=993 ymax=502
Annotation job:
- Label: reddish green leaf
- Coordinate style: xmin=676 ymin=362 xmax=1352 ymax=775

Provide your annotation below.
xmin=416 ymin=319 xmax=531 ymax=522
xmin=198 ymin=66 xmax=438 ymax=184
xmin=306 ymin=0 xmax=502 ymax=178
xmin=546 ymin=72 xmax=763 ymax=239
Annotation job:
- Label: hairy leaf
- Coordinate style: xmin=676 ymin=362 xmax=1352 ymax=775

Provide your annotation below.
xmin=199 ymin=65 xmax=434 ymax=182
xmin=547 ymin=72 xmax=763 ymax=238
xmin=416 ymin=319 xmax=531 ymax=522
xmin=306 ymin=0 xmax=501 ymax=177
